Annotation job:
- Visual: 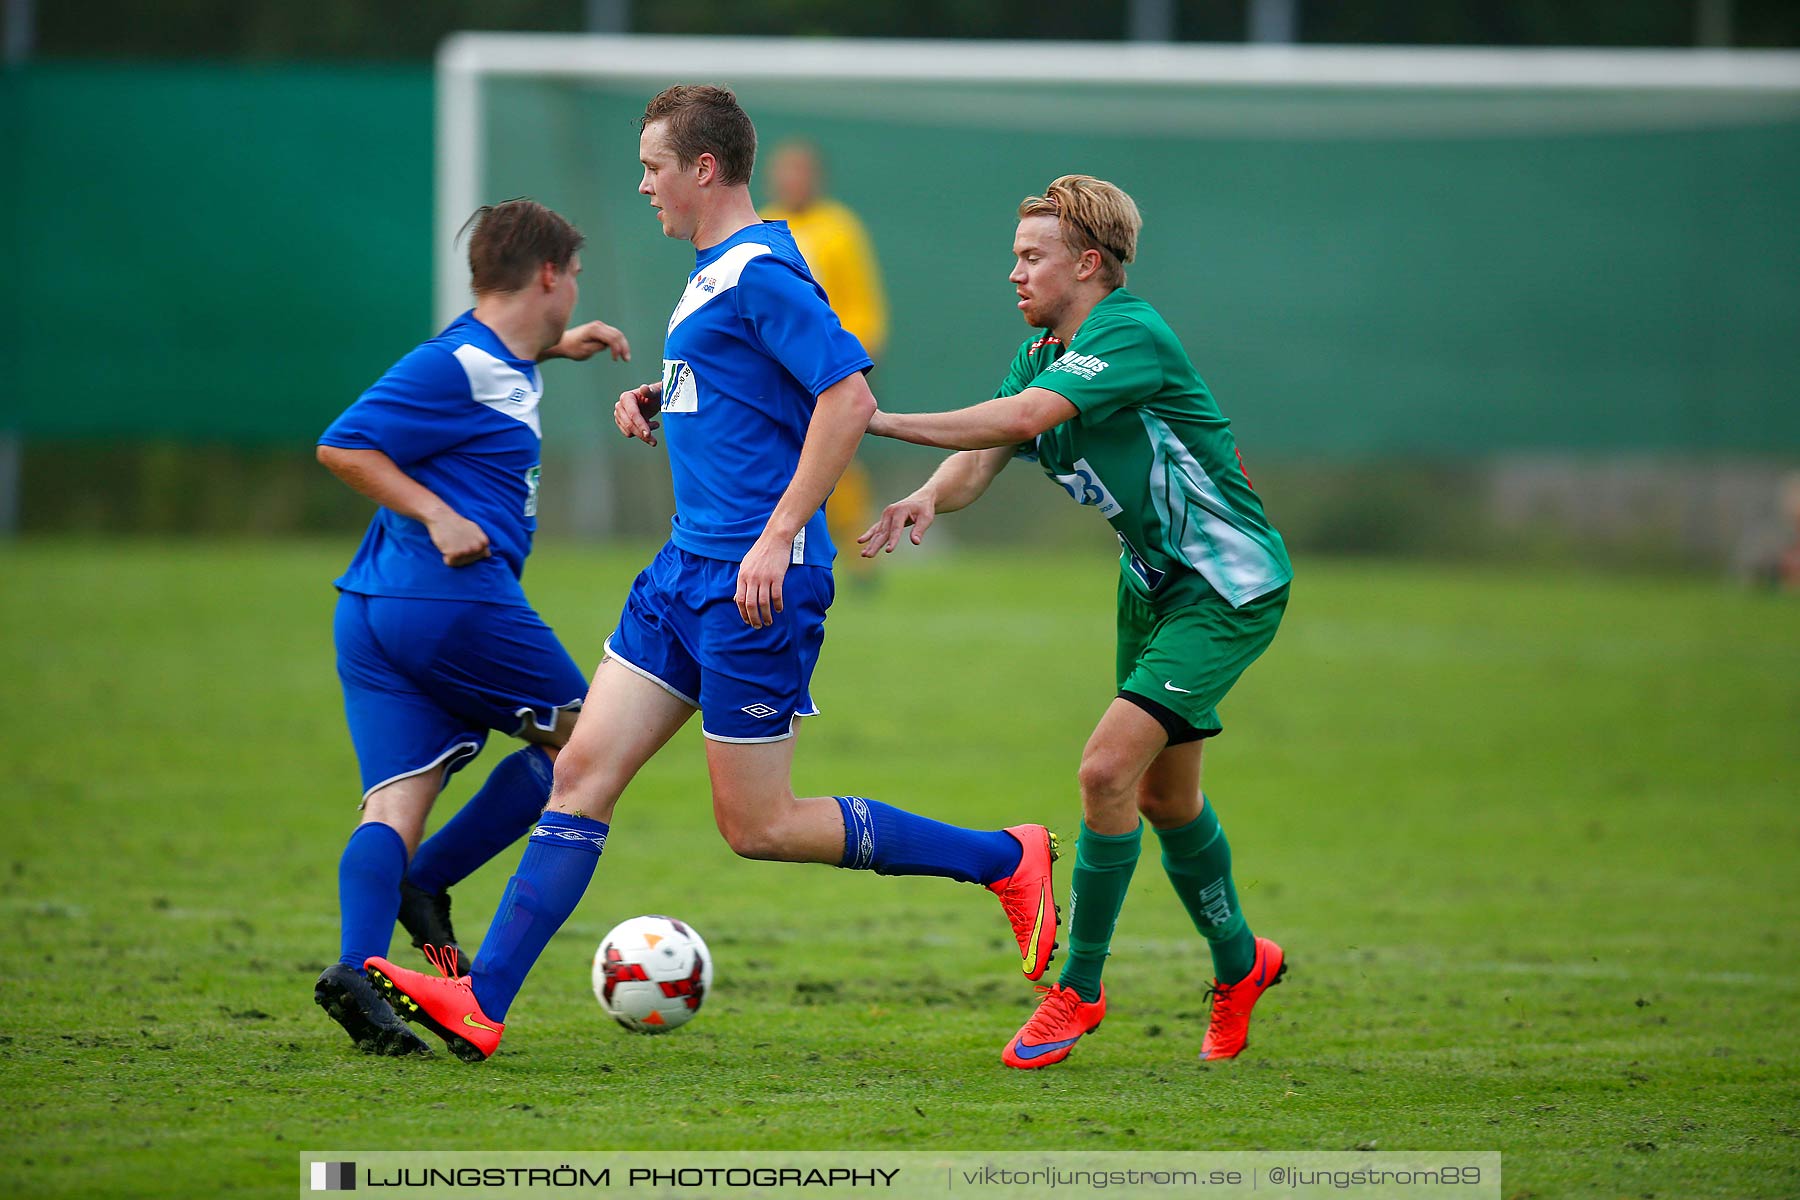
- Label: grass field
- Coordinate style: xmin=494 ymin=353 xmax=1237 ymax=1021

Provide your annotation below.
xmin=0 ymin=540 xmax=1796 ymax=1198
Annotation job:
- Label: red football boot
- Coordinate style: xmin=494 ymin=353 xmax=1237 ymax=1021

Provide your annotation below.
xmin=988 ymin=825 xmax=1060 ymax=980
xmin=365 ymin=945 xmax=503 ymax=1063
xmin=1199 ymin=936 xmax=1287 ymax=1061
xmin=1002 ymin=983 xmax=1105 ymax=1069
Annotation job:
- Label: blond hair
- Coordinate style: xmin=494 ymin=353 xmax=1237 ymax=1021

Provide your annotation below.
xmin=1018 ymin=175 xmax=1141 ymax=287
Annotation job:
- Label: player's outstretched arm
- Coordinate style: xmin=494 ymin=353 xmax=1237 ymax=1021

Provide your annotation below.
xmin=540 ymin=319 xmax=631 ymax=363
xmin=867 ymin=387 xmax=1076 ymax=451
xmin=736 ymin=372 xmax=876 ymax=628
xmin=858 ymin=447 xmax=1013 ymax=557
xmin=315 ymin=445 xmax=491 ymax=566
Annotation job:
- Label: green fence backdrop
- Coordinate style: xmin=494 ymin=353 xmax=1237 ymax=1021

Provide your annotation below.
xmin=0 ymin=64 xmax=433 ymax=442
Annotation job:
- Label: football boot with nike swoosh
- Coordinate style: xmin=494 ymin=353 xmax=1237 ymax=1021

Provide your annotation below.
xmin=1002 ymin=983 xmax=1105 ymax=1069
xmin=1199 ymin=936 xmax=1287 ymax=1060
xmin=987 ymin=824 xmax=1060 ymax=980
xmin=365 ymin=945 xmax=503 ymax=1063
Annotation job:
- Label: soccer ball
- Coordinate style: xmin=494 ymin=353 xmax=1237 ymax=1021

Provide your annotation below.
xmin=591 ymin=915 xmax=713 ymax=1033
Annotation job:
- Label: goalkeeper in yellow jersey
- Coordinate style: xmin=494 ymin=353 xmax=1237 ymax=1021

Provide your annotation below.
xmin=761 ymin=140 xmax=887 ymax=580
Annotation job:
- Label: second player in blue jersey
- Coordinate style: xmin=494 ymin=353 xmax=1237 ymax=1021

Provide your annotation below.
xmin=364 ymin=86 xmax=1063 ymax=1063
xmin=314 ymin=200 xmax=630 ymax=1057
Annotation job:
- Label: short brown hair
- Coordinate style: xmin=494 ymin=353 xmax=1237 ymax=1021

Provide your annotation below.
xmin=463 ymin=199 xmax=584 ymax=295
xmin=1018 ymin=175 xmax=1141 ymax=288
xmin=640 ymin=84 xmax=757 ymax=187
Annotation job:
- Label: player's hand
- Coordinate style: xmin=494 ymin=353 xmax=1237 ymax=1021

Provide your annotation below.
xmin=614 ymin=382 xmax=663 ymax=447
xmin=555 ymin=320 xmax=631 ymax=363
xmin=426 ymin=512 xmax=492 ymax=567
xmin=736 ymin=530 xmax=791 ymax=629
xmin=858 ymin=494 xmax=937 ymax=557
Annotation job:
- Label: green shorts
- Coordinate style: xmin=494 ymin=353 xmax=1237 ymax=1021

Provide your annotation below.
xmin=1116 ymin=574 xmax=1287 ymax=743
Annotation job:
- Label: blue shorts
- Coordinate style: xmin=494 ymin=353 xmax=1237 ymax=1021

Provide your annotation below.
xmin=334 ymin=592 xmax=589 ymax=801
xmin=605 ymin=541 xmax=832 ymax=743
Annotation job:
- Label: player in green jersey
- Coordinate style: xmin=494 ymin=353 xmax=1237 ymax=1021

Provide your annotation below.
xmin=860 ymin=175 xmax=1291 ymax=1069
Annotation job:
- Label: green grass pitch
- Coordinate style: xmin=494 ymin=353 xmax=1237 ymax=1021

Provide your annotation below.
xmin=0 ymin=540 xmax=1795 ymax=1197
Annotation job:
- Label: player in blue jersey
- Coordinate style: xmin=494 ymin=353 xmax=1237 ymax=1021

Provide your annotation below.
xmin=313 ymin=199 xmax=631 ymax=1056
xmin=365 ymin=86 xmax=1060 ymax=1063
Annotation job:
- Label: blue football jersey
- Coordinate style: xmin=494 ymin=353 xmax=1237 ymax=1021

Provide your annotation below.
xmin=659 ymin=221 xmax=873 ymax=567
xmin=320 ymin=312 xmax=546 ymax=606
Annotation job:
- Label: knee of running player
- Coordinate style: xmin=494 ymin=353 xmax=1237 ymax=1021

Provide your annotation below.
xmin=359 ymin=774 xmax=443 ymax=854
xmin=543 ymin=737 xmax=624 ymax=823
xmin=713 ymin=818 xmax=788 ymax=862
xmin=1135 ymin=780 xmax=1199 ymax=829
xmin=706 ymin=771 xmax=818 ymax=862
xmin=709 ymin=792 xmax=802 ymax=861
xmin=703 ymin=735 xmax=822 ymax=861
xmin=1076 ymin=745 xmax=1146 ymax=826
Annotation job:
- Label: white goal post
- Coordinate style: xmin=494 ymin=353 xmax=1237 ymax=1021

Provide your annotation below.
xmin=432 ymin=34 xmax=1800 ymax=325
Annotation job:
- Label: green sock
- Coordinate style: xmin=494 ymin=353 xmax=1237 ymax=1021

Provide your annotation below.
xmin=1156 ymin=797 xmax=1256 ymax=985
xmin=1057 ymin=821 xmax=1143 ymax=1003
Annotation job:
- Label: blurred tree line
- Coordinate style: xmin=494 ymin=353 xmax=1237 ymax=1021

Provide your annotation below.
xmin=21 ymin=0 xmax=1799 ymax=60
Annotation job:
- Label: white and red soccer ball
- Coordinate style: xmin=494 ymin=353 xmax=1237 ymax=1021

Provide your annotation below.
xmin=591 ymin=915 xmax=713 ymax=1033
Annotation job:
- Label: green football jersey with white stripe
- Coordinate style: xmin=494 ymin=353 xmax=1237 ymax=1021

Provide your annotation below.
xmin=997 ymin=288 xmax=1291 ymax=608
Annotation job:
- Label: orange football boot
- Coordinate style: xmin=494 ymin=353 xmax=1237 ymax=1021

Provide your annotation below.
xmin=1199 ymin=936 xmax=1287 ymax=1060
xmin=1002 ymin=983 xmax=1105 ymax=1069
xmin=987 ymin=825 xmax=1060 ymax=980
xmin=365 ymin=945 xmax=503 ymax=1063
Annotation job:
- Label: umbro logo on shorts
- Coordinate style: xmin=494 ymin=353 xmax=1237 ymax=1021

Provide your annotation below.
xmin=741 ymin=703 xmax=780 ymax=719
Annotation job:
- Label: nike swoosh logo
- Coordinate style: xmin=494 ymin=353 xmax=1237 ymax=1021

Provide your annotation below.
xmin=1022 ymin=884 xmax=1050 ymax=967
xmin=462 ymin=1013 xmax=498 ymax=1033
xmin=1013 ymin=1036 xmax=1080 ymax=1061
xmin=1164 ymin=682 xmax=1192 ymax=694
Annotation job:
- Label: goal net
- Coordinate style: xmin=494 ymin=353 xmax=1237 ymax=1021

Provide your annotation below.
xmin=437 ymin=36 xmax=1800 ymax=535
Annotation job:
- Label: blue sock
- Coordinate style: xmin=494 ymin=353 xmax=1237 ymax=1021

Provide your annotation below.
xmin=406 ymin=745 xmax=554 ymax=894
xmin=337 ymin=821 xmax=408 ymax=972
xmin=834 ymin=796 xmax=1022 ymax=884
xmin=470 ymin=812 xmax=608 ymax=1023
